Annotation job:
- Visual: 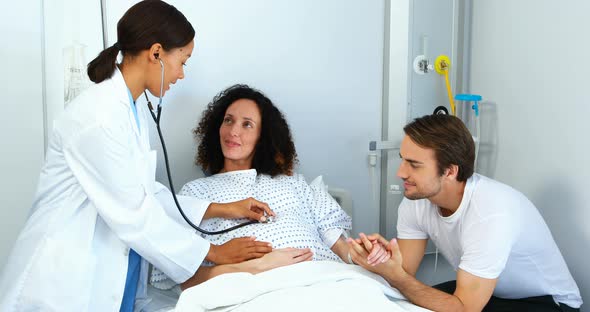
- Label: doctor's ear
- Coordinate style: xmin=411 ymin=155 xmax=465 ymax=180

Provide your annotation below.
xmin=149 ymin=43 xmax=163 ymax=62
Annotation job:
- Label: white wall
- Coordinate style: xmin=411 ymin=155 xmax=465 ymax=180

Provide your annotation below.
xmin=105 ymin=0 xmax=386 ymax=234
xmin=43 ymin=0 xmax=103 ymax=143
xmin=471 ymin=1 xmax=590 ymax=309
xmin=0 ymin=1 xmax=45 ymax=270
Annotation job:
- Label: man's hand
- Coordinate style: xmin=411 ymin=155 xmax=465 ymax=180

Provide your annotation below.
xmin=348 ymin=233 xmax=391 ymax=266
xmin=347 ymin=233 xmax=406 ymax=281
xmin=206 ymin=236 xmax=272 ymax=264
xmin=362 ymin=233 xmax=397 ymax=266
xmin=350 ymin=234 xmax=497 ymax=312
xmin=356 ymin=233 xmax=392 ymax=266
xmin=205 ymin=197 xmax=275 ymax=222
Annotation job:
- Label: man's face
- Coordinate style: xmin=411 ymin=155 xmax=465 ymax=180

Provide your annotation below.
xmin=396 ymin=135 xmax=444 ymax=200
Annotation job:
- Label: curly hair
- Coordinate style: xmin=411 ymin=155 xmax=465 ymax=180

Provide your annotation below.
xmin=194 ymin=84 xmax=298 ymax=176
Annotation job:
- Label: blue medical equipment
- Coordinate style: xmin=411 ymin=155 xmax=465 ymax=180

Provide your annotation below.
xmin=454 ymin=93 xmax=483 ymax=168
xmin=454 ymin=94 xmax=482 ymax=116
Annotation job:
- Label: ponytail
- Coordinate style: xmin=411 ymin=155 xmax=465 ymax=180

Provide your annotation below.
xmin=87 ymin=44 xmax=120 ymax=83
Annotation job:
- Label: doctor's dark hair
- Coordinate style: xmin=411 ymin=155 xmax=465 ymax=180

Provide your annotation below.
xmin=87 ymin=0 xmax=195 ymax=83
xmin=403 ymin=114 xmax=475 ymax=182
xmin=194 ymin=84 xmax=298 ymax=177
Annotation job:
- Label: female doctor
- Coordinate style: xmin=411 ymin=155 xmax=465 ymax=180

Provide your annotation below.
xmin=0 ymin=1 xmax=286 ymax=311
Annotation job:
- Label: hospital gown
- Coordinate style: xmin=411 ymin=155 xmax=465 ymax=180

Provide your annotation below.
xmin=151 ymin=169 xmax=352 ymax=289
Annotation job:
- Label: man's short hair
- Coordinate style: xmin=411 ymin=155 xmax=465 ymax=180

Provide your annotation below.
xmin=403 ymin=114 xmax=475 ymax=182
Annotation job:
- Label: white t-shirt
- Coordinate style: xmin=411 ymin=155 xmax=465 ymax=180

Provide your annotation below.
xmin=397 ymin=174 xmax=582 ymax=308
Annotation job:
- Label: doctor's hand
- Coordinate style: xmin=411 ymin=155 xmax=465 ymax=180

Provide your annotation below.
xmin=206 ymin=236 xmax=273 ymax=265
xmin=205 ymin=197 xmax=275 ymax=222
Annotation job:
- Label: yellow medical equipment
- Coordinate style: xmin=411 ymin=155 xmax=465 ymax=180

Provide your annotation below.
xmin=434 ymin=55 xmax=455 ymax=116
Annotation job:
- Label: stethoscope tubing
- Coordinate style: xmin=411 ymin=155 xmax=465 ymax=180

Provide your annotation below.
xmin=142 ymin=59 xmax=259 ymax=235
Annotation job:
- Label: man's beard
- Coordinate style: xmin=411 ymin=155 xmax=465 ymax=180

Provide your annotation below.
xmin=403 ymin=182 xmax=441 ymax=200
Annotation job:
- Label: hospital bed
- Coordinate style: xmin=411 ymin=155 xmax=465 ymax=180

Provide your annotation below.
xmin=143 ymin=181 xmax=429 ymax=311
xmin=146 ymin=261 xmax=430 ymax=312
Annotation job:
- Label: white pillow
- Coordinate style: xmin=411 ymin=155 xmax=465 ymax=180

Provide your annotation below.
xmin=310 ymin=175 xmax=328 ymax=192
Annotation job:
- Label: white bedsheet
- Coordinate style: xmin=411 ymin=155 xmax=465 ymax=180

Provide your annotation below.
xmin=172 ymin=261 xmax=430 ymax=312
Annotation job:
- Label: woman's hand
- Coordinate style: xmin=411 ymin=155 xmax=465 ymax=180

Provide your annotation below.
xmin=205 ymin=197 xmax=275 ymax=222
xmin=252 ymin=247 xmax=313 ymax=273
xmin=183 ymin=247 xmax=313 ymax=289
xmin=206 ymin=236 xmax=272 ymax=264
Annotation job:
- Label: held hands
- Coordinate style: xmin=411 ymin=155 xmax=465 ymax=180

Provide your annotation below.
xmin=207 ymin=197 xmax=275 ymax=222
xmin=206 ymin=236 xmax=272 ymax=265
xmin=346 ymin=233 xmax=404 ymax=276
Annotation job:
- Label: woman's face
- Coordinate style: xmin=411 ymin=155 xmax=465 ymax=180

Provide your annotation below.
xmin=147 ymin=40 xmax=194 ymax=97
xmin=219 ymin=99 xmax=262 ymax=171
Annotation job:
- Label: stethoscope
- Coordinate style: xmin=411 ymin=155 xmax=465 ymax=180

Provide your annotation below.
xmin=143 ymin=56 xmax=273 ymax=235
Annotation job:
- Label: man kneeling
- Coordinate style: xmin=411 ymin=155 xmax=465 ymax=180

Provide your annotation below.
xmin=348 ymin=114 xmax=582 ymax=312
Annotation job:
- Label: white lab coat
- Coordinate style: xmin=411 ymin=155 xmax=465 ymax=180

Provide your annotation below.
xmin=0 ymin=68 xmax=211 ymax=311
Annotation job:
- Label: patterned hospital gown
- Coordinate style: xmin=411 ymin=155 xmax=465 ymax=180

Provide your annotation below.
xmin=150 ymin=169 xmax=352 ymax=289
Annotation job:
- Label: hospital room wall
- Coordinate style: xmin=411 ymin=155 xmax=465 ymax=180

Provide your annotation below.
xmin=0 ymin=0 xmax=105 ymax=270
xmin=0 ymin=2 xmax=45 ymax=271
xmin=470 ymin=1 xmax=590 ymax=309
